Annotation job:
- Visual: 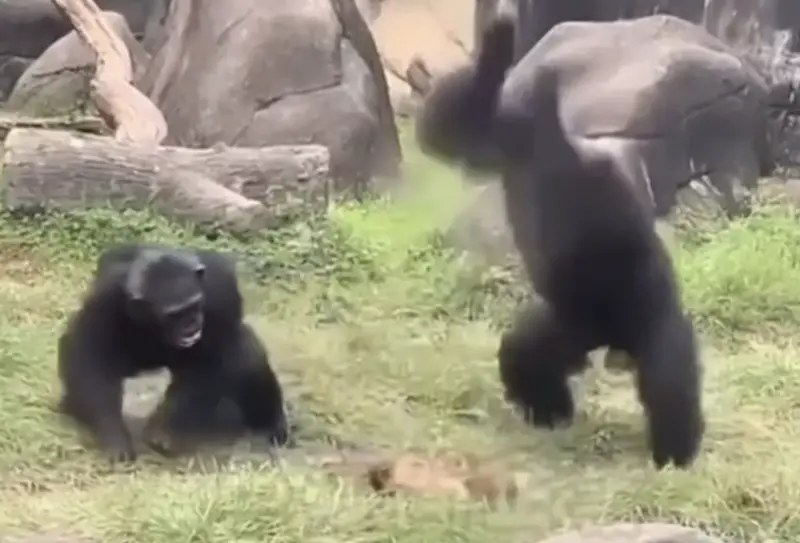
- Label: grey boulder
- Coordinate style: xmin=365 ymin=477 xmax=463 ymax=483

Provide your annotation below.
xmin=504 ymin=15 xmax=776 ymax=217
xmin=138 ymin=0 xmax=401 ymax=193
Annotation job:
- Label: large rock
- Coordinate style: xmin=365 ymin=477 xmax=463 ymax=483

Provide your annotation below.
xmin=138 ymin=0 xmax=401 ymax=193
xmin=705 ymin=0 xmax=800 ymax=53
xmin=472 ymin=0 xmax=800 ymax=166
xmin=0 ymin=0 xmax=75 ymax=60
xmin=5 ymin=11 xmax=149 ymax=115
xmin=0 ymin=55 xmax=30 ymax=102
xmin=474 ymin=0 xmax=800 ymax=60
xmin=96 ymin=0 xmax=159 ymax=37
xmin=0 ymin=0 xmax=157 ymax=103
xmin=510 ymin=15 xmax=777 ymax=217
xmin=0 ymin=0 xmax=157 ymax=60
xmin=473 ymin=0 xmax=707 ymax=61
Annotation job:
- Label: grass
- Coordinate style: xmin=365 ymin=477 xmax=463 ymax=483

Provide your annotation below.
xmin=2 ymin=132 xmax=800 ymax=542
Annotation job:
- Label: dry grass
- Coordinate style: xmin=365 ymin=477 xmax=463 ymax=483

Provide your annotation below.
xmin=1 ymin=138 xmax=800 ymax=542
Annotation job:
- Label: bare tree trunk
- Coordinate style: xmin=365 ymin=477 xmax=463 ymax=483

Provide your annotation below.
xmin=51 ymin=0 xmax=167 ymax=144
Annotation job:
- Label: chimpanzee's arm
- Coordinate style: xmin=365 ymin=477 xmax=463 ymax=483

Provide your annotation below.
xmin=146 ymin=325 xmax=289 ymax=455
xmin=227 ymin=324 xmax=289 ymax=446
xmin=57 ymin=327 xmax=136 ymax=462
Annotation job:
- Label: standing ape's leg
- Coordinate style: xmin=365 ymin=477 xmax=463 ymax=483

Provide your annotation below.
xmin=633 ymin=309 xmax=704 ymax=468
xmin=498 ymin=301 xmax=591 ymax=428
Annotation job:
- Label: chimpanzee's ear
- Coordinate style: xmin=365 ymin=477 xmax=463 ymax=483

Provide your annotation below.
xmin=194 ymin=263 xmax=206 ymax=280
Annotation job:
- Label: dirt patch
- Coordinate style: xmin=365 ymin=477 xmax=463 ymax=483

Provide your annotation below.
xmin=0 ymin=242 xmax=54 ymax=282
xmin=120 ymin=372 xmax=380 ymax=472
xmin=316 ymin=449 xmax=526 ymax=506
xmin=121 ymin=374 xmax=525 ymax=505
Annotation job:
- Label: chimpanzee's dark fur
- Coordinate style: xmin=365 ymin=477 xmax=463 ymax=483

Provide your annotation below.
xmin=58 ymin=243 xmax=289 ymax=462
xmin=416 ymin=18 xmax=704 ymax=469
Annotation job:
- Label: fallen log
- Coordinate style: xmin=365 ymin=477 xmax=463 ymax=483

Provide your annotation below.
xmin=36 ymin=0 xmax=324 ymax=230
xmin=2 ymin=128 xmax=332 ymax=231
xmin=0 ymin=111 xmax=106 ymax=140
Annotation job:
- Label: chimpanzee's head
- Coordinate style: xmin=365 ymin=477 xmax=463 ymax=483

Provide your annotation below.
xmin=125 ymin=249 xmax=206 ymax=348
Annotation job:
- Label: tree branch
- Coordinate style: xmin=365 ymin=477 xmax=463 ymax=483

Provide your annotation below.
xmin=50 ymin=0 xmax=168 ymax=145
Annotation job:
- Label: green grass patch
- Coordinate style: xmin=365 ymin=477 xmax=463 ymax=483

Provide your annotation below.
xmin=1 ymin=135 xmax=800 ymax=542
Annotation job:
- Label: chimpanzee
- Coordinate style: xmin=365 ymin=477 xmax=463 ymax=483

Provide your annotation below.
xmin=415 ymin=17 xmax=704 ymax=469
xmin=57 ymin=243 xmax=289 ymax=462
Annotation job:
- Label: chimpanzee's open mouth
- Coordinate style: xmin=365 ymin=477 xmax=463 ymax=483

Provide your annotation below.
xmin=176 ymin=329 xmax=202 ymax=348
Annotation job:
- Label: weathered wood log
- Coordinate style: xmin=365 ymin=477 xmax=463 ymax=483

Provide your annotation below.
xmin=51 ymin=0 xmax=167 ymax=144
xmin=2 ymin=128 xmax=332 ymax=232
xmin=0 ymin=111 xmax=107 ymax=140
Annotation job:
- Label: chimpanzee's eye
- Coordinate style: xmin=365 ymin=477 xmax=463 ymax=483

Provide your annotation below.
xmin=164 ymin=298 xmax=202 ymax=323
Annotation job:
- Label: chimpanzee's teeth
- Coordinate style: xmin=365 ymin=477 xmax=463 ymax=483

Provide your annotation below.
xmin=178 ymin=329 xmax=202 ymax=348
